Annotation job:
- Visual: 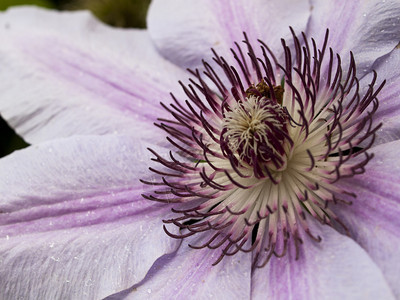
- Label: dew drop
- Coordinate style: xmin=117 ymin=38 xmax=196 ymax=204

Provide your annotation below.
xmin=147 ymin=288 xmax=152 ymax=294
xmin=85 ymin=279 xmax=95 ymax=287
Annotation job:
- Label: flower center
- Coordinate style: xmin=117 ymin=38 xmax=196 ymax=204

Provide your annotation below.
xmin=221 ymin=94 xmax=290 ymax=175
xmin=141 ymin=29 xmax=384 ymax=267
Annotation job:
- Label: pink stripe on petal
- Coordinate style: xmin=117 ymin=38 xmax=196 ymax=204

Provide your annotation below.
xmin=121 ymin=234 xmax=252 ymax=299
xmin=0 ymin=134 xmax=169 ymax=237
xmin=0 ymin=192 xmax=164 ymax=236
xmin=18 ymin=36 xmax=168 ymax=122
xmin=0 ymin=7 xmax=187 ymax=143
xmin=251 ymin=220 xmax=394 ymax=300
xmin=0 ymin=135 xmax=180 ymax=299
xmin=148 ymin=0 xmax=310 ymax=71
xmin=336 ymin=140 xmax=400 ymax=298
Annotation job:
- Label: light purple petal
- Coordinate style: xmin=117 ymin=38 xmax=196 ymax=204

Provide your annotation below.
xmin=336 ymin=140 xmax=400 ymax=298
xmin=358 ymin=47 xmax=400 ymax=145
xmin=251 ymin=221 xmax=394 ymax=300
xmin=308 ymin=0 xmax=400 ymax=77
xmin=147 ymin=0 xmax=310 ymax=70
xmin=0 ymin=135 xmax=180 ymax=299
xmin=117 ymin=235 xmax=251 ymax=299
xmin=0 ymin=7 xmax=187 ymax=143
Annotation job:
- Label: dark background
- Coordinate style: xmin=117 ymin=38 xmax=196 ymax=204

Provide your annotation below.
xmin=0 ymin=0 xmax=151 ymax=157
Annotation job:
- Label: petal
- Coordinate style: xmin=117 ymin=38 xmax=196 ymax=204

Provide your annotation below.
xmin=251 ymin=221 xmax=394 ymax=300
xmin=308 ymin=0 xmax=400 ymax=77
xmin=336 ymin=140 xmax=400 ymax=298
xmin=0 ymin=134 xmax=165 ymax=217
xmin=111 ymin=235 xmax=252 ymax=299
xmin=0 ymin=6 xmax=187 ymax=143
xmin=0 ymin=135 xmax=180 ymax=299
xmin=147 ymin=0 xmax=310 ymax=70
xmin=359 ymin=47 xmax=400 ymax=145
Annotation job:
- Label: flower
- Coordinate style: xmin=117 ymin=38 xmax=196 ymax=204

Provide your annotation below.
xmin=142 ymin=28 xmax=385 ymax=267
xmin=0 ymin=1 xmax=400 ymax=299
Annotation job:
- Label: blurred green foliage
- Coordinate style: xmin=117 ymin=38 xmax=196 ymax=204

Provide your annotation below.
xmin=0 ymin=0 xmax=151 ymax=156
xmin=0 ymin=0 xmax=55 ymax=10
xmin=65 ymin=0 xmax=151 ymax=28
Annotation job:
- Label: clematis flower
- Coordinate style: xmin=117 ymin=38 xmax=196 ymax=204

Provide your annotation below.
xmin=0 ymin=1 xmax=400 ymax=299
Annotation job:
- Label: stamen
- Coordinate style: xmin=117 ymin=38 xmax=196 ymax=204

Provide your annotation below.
xmin=141 ymin=28 xmax=384 ymax=266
